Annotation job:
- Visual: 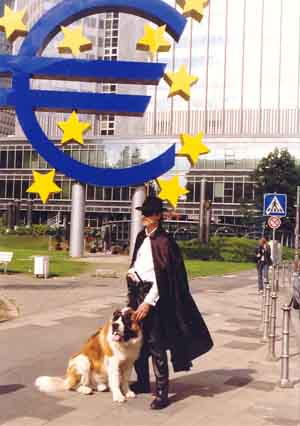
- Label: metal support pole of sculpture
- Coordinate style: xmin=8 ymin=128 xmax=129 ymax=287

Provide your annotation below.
xmin=198 ymin=178 xmax=206 ymax=243
xmin=261 ymin=283 xmax=271 ymax=343
xmin=130 ymin=186 xmax=146 ymax=259
xmin=69 ymin=183 xmax=85 ymax=258
xmin=266 ymin=292 xmax=278 ymax=361
xmin=279 ymin=304 xmax=294 ymax=388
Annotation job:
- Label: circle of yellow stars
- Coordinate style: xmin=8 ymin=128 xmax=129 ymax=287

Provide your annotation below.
xmin=0 ymin=1 xmax=210 ymax=206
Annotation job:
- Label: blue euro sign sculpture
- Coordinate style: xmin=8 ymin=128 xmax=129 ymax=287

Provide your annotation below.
xmin=0 ymin=0 xmax=186 ymax=186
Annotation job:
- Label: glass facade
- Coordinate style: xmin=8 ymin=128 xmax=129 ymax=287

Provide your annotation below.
xmin=0 ymin=136 xmax=262 ymax=226
xmin=145 ymin=0 xmax=300 ymax=137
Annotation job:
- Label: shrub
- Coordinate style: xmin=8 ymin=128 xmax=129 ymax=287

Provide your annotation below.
xmin=178 ymin=236 xmax=257 ymax=263
xmin=216 ymin=237 xmax=257 ymax=263
xmin=178 ymin=239 xmax=221 ymax=260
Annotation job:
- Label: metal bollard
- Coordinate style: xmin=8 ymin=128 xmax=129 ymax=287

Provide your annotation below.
xmin=282 ymin=262 xmax=286 ymax=287
xmin=260 ymin=285 xmax=267 ymax=331
xmin=271 ymin=265 xmax=276 ymax=293
xmin=261 ymin=283 xmax=271 ymax=343
xmin=288 ymin=263 xmax=293 ymax=287
xmin=278 ymin=304 xmax=294 ymax=388
xmin=275 ymin=264 xmax=280 ymax=292
xmin=266 ymin=292 xmax=278 ymax=361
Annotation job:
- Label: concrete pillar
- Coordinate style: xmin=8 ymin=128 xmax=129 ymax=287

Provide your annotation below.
xmin=129 ymin=186 xmax=146 ymax=259
xmin=69 ymin=183 xmax=85 ymax=258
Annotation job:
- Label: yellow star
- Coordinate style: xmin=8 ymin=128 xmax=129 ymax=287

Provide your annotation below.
xmin=136 ymin=24 xmax=171 ymax=58
xmin=164 ymin=65 xmax=198 ymax=101
xmin=58 ymin=25 xmax=93 ymax=57
xmin=157 ymin=175 xmax=189 ymax=209
xmin=0 ymin=5 xmax=27 ymax=42
xmin=27 ymin=170 xmax=62 ymax=204
xmin=177 ymin=132 xmax=210 ymax=166
xmin=177 ymin=0 xmax=209 ymax=22
xmin=57 ymin=111 xmax=91 ymax=145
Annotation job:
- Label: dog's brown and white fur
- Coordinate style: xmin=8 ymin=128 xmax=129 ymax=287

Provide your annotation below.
xmin=35 ymin=308 xmax=142 ymax=403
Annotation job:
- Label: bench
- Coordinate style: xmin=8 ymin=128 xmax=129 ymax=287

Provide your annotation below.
xmin=0 ymin=252 xmax=13 ymax=273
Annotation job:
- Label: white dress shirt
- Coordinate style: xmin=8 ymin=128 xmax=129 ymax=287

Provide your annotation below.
xmin=129 ymin=227 xmax=159 ymax=306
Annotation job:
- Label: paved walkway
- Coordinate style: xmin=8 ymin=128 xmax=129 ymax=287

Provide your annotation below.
xmin=0 ymin=265 xmax=299 ymax=426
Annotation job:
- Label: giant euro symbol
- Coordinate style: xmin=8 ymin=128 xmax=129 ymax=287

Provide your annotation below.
xmin=0 ymin=0 xmax=186 ymax=186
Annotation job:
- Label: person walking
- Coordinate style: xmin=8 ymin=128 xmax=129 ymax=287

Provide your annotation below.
xmin=126 ymin=196 xmax=213 ymax=410
xmin=255 ymin=238 xmax=272 ymax=293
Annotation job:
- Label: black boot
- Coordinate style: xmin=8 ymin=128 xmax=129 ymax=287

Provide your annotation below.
xmin=130 ymin=381 xmax=151 ymax=394
xmin=131 ymin=344 xmax=151 ymax=394
xmin=150 ymin=348 xmax=169 ymax=410
xmin=150 ymin=383 xmax=169 ymax=410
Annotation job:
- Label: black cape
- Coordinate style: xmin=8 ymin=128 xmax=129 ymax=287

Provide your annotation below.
xmin=130 ymin=226 xmax=213 ymax=372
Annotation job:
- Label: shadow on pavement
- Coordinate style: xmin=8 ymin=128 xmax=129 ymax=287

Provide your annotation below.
xmin=169 ymin=368 xmax=256 ymax=403
xmin=0 ymin=284 xmax=82 ymax=290
xmin=0 ymin=384 xmax=25 ymax=395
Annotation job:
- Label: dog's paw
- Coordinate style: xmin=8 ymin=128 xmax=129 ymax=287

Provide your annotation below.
xmin=125 ymin=390 xmax=136 ymax=399
xmin=77 ymin=385 xmax=93 ymax=395
xmin=113 ymin=393 xmax=126 ymax=403
xmin=97 ymin=384 xmax=108 ymax=392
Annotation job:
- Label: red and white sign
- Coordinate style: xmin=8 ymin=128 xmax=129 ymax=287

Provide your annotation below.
xmin=268 ymin=216 xmax=282 ymax=230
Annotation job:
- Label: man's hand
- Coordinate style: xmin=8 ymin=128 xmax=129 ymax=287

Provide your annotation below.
xmin=135 ymin=303 xmax=151 ymax=321
xmin=127 ymin=268 xmax=139 ymax=282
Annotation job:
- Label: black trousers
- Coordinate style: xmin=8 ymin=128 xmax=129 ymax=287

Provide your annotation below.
xmin=135 ymin=308 xmax=169 ymax=392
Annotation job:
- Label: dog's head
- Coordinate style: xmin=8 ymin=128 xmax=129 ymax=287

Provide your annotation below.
xmin=111 ymin=308 xmax=141 ymax=343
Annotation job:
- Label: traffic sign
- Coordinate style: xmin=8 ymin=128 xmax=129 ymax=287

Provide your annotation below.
xmin=263 ymin=193 xmax=287 ymax=217
xmin=268 ymin=216 xmax=281 ymax=230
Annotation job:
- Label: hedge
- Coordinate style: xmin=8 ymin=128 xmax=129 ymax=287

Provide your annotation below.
xmin=178 ymin=236 xmax=293 ymax=263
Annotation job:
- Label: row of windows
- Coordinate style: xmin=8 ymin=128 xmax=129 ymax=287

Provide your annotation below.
xmin=0 ymin=177 xmax=255 ymax=204
xmin=185 ymin=181 xmax=255 ymax=204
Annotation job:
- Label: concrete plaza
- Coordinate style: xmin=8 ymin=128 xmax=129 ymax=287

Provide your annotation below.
xmin=0 ymin=259 xmax=299 ymax=426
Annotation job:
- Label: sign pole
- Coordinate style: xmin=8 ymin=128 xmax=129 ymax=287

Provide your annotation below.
xmin=273 ymin=228 xmax=276 ymax=266
xmin=294 ymin=186 xmax=300 ymax=263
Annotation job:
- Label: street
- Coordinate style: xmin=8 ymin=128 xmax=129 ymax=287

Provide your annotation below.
xmin=0 ymin=266 xmax=299 ymax=426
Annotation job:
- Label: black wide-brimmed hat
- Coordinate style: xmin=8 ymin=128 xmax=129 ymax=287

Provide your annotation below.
xmin=136 ymin=196 xmax=167 ymax=215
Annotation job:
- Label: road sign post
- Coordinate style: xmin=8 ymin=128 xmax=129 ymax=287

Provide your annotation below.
xmin=267 ymin=216 xmax=282 ymax=266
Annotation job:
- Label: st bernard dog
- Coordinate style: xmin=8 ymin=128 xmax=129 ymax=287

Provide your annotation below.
xmin=35 ymin=307 xmax=143 ymax=403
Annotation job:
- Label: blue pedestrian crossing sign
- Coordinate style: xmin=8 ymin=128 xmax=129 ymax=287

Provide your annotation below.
xmin=263 ymin=193 xmax=287 ymax=217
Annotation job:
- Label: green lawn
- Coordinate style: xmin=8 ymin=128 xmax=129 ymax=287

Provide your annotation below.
xmin=185 ymin=260 xmax=255 ymax=278
xmin=0 ymin=235 xmax=255 ymax=279
xmin=0 ymin=235 xmax=92 ymax=277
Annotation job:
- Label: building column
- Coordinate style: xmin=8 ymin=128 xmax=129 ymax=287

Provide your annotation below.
xmin=129 ymin=186 xmax=146 ymax=258
xmin=27 ymin=200 xmax=32 ymax=227
xmin=7 ymin=202 xmax=13 ymax=230
xmin=69 ymin=183 xmax=85 ymax=258
xmin=14 ymin=199 xmax=20 ymax=227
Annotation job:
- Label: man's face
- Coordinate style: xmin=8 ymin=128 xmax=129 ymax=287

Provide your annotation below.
xmin=142 ymin=212 xmax=161 ymax=227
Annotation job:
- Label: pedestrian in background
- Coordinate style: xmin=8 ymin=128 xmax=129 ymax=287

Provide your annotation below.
xmin=255 ymin=238 xmax=272 ymax=293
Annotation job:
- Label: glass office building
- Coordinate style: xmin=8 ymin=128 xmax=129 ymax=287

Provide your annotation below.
xmin=0 ymin=0 xmax=15 ymax=136
xmin=1 ymin=0 xmax=300 ymax=231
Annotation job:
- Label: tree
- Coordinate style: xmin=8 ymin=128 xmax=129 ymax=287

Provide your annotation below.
xmin=253 ymin=148 xmax=300 ymax=229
